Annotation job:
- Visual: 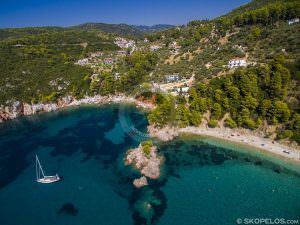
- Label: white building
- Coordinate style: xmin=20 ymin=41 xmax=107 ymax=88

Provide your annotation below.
xmin=76 ymin=58 xmax=89 ymax=65
xmin=114 ymin=37 xmax=135 ymax=48
xmin=165 ymin=74 xmax=179 ymax=83
xmin=169 ymin=41 xmax=181 ymax=50
xmin=90 ymin=51 xmax=103 ymax=57
xmin=228 ymin=58 xmax=247 ymax=68
xmin=104 ymin=58 xmax=114 ymax=65
xmin=150 ymin=45 xmax=162 ymax=51
xmin=144 ymin=38 xmax=149 ymax=43
xmin=288 ymin=18 xmax=299 ymax=25
xmin=114 ymin=73 xmax=121 ymax=80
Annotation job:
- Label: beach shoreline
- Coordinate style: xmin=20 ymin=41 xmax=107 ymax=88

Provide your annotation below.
xmin=149 ymin=125 xmax=300 ymax=164
xmin=2 ymin=97 xmax=300 ymax=164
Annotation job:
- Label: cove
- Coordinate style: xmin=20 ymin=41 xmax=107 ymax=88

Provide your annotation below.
xmin=0 ymin=104 xmax=299 ymax=225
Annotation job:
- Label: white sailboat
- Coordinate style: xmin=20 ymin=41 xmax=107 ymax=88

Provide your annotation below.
xmin=35 ymin=155 xmax=60 ymax=184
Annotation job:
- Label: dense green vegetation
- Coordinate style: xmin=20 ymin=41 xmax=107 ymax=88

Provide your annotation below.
xmin=0 ymin=29 xmax=118 ymax=104
xmin=89 ymin=51 xmax=158 ymax=95
xmin=141 ymin=140 xmax=153 ymax=158
xmin=145 ymin=0 xmax=300 ymax=82
xmin=148 ymin=55 xmax=300 ymax=143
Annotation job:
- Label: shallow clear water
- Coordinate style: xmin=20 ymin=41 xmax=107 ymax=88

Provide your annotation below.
xmin=0 ymin=105 xmax=299 ymax=225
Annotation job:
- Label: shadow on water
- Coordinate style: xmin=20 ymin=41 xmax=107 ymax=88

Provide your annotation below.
xmin=57 ymin=202 xmax=79 ymax=216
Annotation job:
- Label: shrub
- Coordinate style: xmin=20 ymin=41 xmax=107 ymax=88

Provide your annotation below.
xmin=243 ymin=119 xmax=256 ymax=130
xmin=141 ymin=140 xmax=153 ymax=158
xmin=224 ymin=117 xmax=237 ymax=128
xmin=208 ymin=119 xmax=218 ymax=128
xmin=277 ymin=130 xmax=293 ymax=140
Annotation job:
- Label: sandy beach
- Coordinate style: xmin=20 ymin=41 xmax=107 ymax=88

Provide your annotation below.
xmin=148 ymin=125 xmax=300 ymax=163
xmin=178 ymin=127 xmax=300 ymax=163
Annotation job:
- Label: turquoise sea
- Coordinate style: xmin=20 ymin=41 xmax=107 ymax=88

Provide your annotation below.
xmin=0 ymin=104 xmax=299 ymax=225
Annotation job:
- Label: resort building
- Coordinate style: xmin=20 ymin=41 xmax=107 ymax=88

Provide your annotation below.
xmin=114 ymin=37 xmax=135 ymax=48
xmin=228 ymin=58 xmax=247 ymax=68
xmin=76 ymin=58 xmax=89 ymax=65
xmin=165 ymin=74 xmax=180 ymax=83
xmin=288 ymin=18 xmax=299 ymax=25
xmin=104 ymin=58 xmax=114 ymax=65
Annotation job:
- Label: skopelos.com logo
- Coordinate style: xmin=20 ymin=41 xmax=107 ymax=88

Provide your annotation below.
xmin=236 ymin=218 xmax=299 ymax=225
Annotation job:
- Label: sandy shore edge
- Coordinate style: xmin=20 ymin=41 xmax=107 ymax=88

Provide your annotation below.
xmin=149 ymin=126 xmax=300 ymax=163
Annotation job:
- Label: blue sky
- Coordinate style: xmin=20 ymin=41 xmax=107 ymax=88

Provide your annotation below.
xmin=0 ymin=0 xmax=250 ymax=28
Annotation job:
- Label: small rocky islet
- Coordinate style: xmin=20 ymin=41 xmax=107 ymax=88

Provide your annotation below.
xmin=125 ymin=140 xmax=163 ymax=188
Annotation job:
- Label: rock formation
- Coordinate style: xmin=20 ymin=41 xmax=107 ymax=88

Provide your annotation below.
xmin=133 ymin=176 xmax=148 ymax=188
xmin=125 ymin=143 xmax=162 ymax=181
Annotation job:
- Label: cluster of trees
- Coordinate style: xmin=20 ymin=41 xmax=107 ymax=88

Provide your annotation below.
xmin=89 ymin=51 xmax=158 ymax=96
xmin=141 ymin=140 xmax=153 ymax=158
xmin=148 ymin=56 xmax=300 ymax=143
xmin=231 ymin=1 xmax=300 ymax=26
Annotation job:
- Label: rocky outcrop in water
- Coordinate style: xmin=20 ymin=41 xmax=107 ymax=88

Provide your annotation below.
xmin=125 ymin=142 xmax=162 ymax=182
xmin=133 ymin=176 xmax=148 ymax=188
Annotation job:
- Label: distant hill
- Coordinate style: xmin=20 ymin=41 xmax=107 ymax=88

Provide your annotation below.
xmin=73 ymin=23 xmax=176 ymax=38
xmin=134 ymin=24 xmax=175 ymax=33
xmin=72 ymin=23 xmax=145 ymax=38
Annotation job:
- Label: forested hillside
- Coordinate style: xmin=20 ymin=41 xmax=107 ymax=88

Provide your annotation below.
xmin=144 ymin=0 xmax=300 ymax=144
xmin=0 ymin=29 xmax=118 ymax=104
xmin=0 ymin=0 xmax=299 ymax=144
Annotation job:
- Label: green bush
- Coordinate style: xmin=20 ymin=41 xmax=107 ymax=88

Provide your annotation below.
xmin=208 ymin=119 xmax=218 ymax=128
xmin=277 ymin=130 xmax=293 ymax=140
xmin=243 ymin=119 xmax=256 ymax=130
xmin=224 ymin=117 xmax=237 ymax=128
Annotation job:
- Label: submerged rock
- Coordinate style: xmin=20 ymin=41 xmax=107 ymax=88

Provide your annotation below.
xmin=133 ymin=176 xmax=148 ymax=188
xmin=57 ymin=202 xmax=79 ymax=216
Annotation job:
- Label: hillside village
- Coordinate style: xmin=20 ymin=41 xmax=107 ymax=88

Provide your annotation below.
xmin=0 ymin=0 xmax=299 ymax=146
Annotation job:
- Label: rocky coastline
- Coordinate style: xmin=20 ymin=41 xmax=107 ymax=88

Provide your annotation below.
xmin=0 ymin=95 xmax=153 ymax=123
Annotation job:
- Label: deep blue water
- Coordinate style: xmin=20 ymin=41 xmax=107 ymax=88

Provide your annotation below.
xmin=0 ymin=104 xmax=299 ymax=225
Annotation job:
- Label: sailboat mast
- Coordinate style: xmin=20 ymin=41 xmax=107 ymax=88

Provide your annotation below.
xmin=36 ymin=155 xmax=45 ymax=178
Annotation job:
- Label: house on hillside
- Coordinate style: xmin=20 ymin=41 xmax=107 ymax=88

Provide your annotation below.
xmin=169 ymin=41 xmax=181 ymax=50
xmin=150 ymin=45 xmax=162 ymax=51
xmin=114 ymin=72 xmax=121 ymax=80
xmin=288 ymin=18 xmax=299 ymax=25
xmin=114 ymin=37 xmax=135 ymax=48
xmin=165 ymin=74 xmax=180 ymax=83
xmin=228 ymin=58 xmax=247 ymax=68
xmin=91 ymin=51 xmax=104 ymax=57
xmin=104 ymin=58 xmax=114 ymax=65
xmin=144 ymin=38 xmax=149 ymax=43
xmin=76 ymin=58 xmax=89 ymax=65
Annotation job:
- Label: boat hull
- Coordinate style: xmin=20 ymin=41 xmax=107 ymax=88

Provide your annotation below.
xmin=37 ymin=176 xmax=60 ymax=184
